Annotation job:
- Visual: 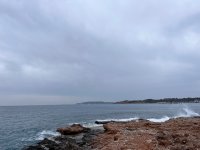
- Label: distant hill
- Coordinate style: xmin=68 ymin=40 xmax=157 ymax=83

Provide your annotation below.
xmin=77 ymin=97 xmax=200 ymax=105
xmin=77 ymin=101 xmax=113 ymax=104
xmin=115 ymin=97 xmax=200 ymax=104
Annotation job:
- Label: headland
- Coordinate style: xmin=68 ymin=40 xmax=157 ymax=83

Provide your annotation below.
xmin=24 ymin=117 xmax=200 ymax=150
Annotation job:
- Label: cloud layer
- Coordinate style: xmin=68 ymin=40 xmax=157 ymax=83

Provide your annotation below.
xmin=1 ymin=0 xmax=200 ymax=105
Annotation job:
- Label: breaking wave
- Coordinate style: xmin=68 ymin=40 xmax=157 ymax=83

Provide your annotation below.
xmin=147 ymin=116 xmax=170 ymax=122
xmin=21 ymin=130 xmax=60 ymax=142
xmin=147 ymin=105 xmax=199 ymax=123
xmin=35 ymin=130 xmax=60 ymax=141
xmin=82 ymin=123 xmax=103 ymax=128
xmin=175 ymin=105 xmax=199 ymax=118
xmin=96 ymin=117 xmax=139 ymax=123
xmin=96 ymin=105 xmax=199 ymax=123
xmin=21 ymin=105 xmax=199 ymax=143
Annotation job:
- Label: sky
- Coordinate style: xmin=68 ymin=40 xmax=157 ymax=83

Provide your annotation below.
xmin=1 ymin=0 xmax=200 ymax=105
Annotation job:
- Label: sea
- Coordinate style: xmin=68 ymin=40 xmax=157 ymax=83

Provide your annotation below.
xmin=0 ymin=103 xmax=200 ymax=150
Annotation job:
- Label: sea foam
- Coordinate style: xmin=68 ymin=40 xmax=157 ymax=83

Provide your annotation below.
xmin=175 ymin=105 xmax=199 ymax=118
xmin=147 ymin=116 xmax=170 ymax=122
xmin=95 ymin=105 xmax=199 ymax=123
xmin=35 ymin=130 xmax=60 ymax=141
xmin=22 ymin=130 xmax=60 ymax=142
xmin=96 ymin=117 xmax=139 ymax=123
xmin=148 ymin=105 xmax=199 ymax=123
xmin=82 ymin=123 xmax=103 ymax=128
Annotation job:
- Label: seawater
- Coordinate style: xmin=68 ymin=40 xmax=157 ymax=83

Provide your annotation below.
xmin=0 ymin=103 xmax=200 ymax=150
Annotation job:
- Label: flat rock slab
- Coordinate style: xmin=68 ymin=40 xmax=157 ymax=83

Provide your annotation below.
xmin=91 ymin=117 xmax=200 ymax=150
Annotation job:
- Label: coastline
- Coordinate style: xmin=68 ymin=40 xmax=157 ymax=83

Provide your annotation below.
xmin=24 ymin=117 xmax=200 ymax=150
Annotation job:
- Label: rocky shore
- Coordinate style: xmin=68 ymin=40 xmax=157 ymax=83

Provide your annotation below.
xmin=24 ymin=117 xmax=200 ymax=150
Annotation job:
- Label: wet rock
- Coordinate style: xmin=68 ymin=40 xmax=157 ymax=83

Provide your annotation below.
xmin=23 ymin=136 xmax=81 ymax=150
xmin=95 ymin=120 xmax=114 ymax=124
xmin=57 ymin=124 xmax=90 ymax=135
xmin=23 ymin=126 xmax=103 ymax=150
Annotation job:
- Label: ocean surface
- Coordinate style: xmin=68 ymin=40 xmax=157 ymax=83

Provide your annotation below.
xmin=0 ymin=103 xmax=200 ymax=150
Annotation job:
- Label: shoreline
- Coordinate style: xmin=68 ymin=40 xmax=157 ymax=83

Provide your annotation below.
xmin=24 ymin=116 xmax=200 ymax=150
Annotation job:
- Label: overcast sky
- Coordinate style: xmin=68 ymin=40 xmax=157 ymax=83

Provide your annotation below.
xmin=1 ymin=0 xmax=200 ymax=105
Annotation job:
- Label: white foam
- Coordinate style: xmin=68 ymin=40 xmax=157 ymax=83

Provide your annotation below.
xmin=22 ymin=130 xmax=60 ymax=142
xmin=147 ymin=116 xmax=170 ymax=122
xmin=96 ymin=117 xmax=139 ymax=122
xmin=82 ymin=123 xmax=103 ymax=128
xmin=147 ymin=105 xmax=199 ymax=123
xmin=175 ymin=106 xmax=199 ymax=118
xmin=35 ymin=130 xmax=60 ymax=141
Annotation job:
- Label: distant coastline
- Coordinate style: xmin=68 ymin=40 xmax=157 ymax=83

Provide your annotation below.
xmin=77 ymin=101 xmax=113 ymax=104
xmin=78 ymin=97 xmax=200 ymax=104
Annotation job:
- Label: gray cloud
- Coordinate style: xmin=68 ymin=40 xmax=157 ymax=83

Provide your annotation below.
xmin=1 ymin=0 xmax=200 ymax=105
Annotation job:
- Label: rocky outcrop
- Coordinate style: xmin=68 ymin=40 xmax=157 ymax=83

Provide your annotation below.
xmin=23 ymin=125 xmax=103 ymax=150
xmin=91 ymin=117 xmax=200 ymax=150
xmin=57 ymin=124 xmax=90 ymax=135
xmin=24 ymin=136 xmax=81 ymax=150
xmin=24 ymin=117 xmax=200 ymax=150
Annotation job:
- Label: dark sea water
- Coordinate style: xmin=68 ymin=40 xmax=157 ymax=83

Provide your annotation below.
xmin=0 ymin=103 xmax=200 ymax=150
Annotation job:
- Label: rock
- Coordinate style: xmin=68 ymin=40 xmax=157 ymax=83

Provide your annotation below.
xmin=156 ymin=131 xmax=166 ymax=140
xmin=194 ymin=116 xmax=200 ymax=118
xmin=95 ymin=120 xmax=116 ymax=124
xmin=23 ymin=128 xmax=104 ymax=150
xmin=24 ymin=117 xmax=200 ymax=150
xmin=181 ymin=139 xmax=187 ymax=144
xmin=114 ymin=135 xmax=119 ymax=141
xmin=103 ymin=123 xmax=112 ymax=131
xmin=23 ymin=136 xmax=81 ymax=150
xmin=57 ymin=124 xmax=90 ymax=135
xmin=91 ymin=117 xmax=200 ymax=150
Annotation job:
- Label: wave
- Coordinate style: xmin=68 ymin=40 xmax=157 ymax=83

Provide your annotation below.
xmin=147 ymin=105 xmax=199 ymax=123
xmin=175 ymin=105 xmax=199 ymax=118
xmin=21 ymin=130 xmax=60 ymax=142
xmin=147 ymin=116 xmax=170 ymax=122
xmin=35 ymin=130 xmax=60 ymax=141
xmin=21 ymin=105 xmax=199 ymax=142
xmin=96 ymin=117 xmax=139 ymax=122
xmin=96 ymin=116 xmax=170 ymax=123
xmin=95 ymin=106 xmax=199 ymax=123
xmin=82 ymin=123 xmax=103 ymax=128
xmin=67 ymin=122 xmax=103 ymax=128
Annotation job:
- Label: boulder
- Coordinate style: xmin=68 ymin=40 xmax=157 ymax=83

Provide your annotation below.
xmin=24 ymin=137 xmax=81 ymax=150
xmin=57 ymin=124 xmax=90 ymax=135
xmin=95 ymin=120 xmax=115 ymax=124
